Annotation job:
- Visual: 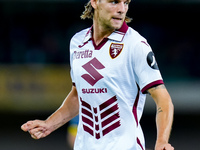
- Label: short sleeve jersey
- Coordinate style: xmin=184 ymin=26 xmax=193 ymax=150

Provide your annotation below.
xmin=70 ymin=22 xmax=163 ymax=150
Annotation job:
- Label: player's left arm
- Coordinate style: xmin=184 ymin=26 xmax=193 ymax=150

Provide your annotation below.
xmin=147 ymin=84 xmax=174 ymax=150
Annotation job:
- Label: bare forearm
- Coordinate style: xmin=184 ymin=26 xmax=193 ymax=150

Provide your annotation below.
xmin=21 ymin=86 xmax=79 ymax=140
xmin=156 ymin=99 xmax=174 ymax=143
xmin=148 ymin=84 xmax=174 ymax=150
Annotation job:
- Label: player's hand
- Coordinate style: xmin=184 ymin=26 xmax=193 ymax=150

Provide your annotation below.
xmin=155 ymin=142 xmax=174 ymax=150
xmin=21 ymin=120 xmax=52 ymax=139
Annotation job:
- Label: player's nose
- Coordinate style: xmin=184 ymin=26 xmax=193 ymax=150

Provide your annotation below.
xmin=117 ymin=2 xmax=126 ymax=14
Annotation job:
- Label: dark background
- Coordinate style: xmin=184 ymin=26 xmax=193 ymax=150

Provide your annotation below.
xmin=0 ymin=0 xmax=200 ymax=149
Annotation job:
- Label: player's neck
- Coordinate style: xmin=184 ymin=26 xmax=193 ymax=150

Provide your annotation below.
xmin=92 ymin=20 xmax=114 ymax=46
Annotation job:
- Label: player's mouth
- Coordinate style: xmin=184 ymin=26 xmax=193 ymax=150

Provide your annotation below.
xmin=112 ymin=17 xmax=123 ymax=21
xmin=111 ymin=17 xmax=124 ymax=25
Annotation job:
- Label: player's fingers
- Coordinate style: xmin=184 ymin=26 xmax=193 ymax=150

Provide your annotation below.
xmin=21 ymin=120 xmax=50 ymax=139
xmin=163 ymin=144 xmax=174 ymax=150
xmin=21 ymin=121 xmax=35 ymax=132
xmin=21 ymin=123 xmax=29 ymax=132
xmin=37 ymin=131 xmax=46 ymax=139
xmin=28 ymin=126 xmax=44 ymax=135
xmin=26 ymin=120 xmax=45 ymax=131
xmin=29 ymin=127 xmax=46 ymax=139
xmin=31 ymin=130 xmax=44 ymax=140
xmin=31 ymin=132 xmax=40 ymax=140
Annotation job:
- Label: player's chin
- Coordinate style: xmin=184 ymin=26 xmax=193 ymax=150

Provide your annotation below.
xmin=111 ymin=23 xmax=122 ymax=31
xmin=111 ymin=20 xmax=124 ymax=30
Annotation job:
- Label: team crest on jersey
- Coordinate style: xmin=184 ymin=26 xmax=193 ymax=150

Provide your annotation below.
xmin=109 ymin=43 xmax=124 ymax=59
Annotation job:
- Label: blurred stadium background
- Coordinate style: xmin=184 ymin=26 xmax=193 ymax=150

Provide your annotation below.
xmin=0 ymin=0 xmax=200 ymax=149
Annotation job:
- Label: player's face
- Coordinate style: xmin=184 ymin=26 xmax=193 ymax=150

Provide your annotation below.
xmin=94 ymin=0 xmax=130 ymax=30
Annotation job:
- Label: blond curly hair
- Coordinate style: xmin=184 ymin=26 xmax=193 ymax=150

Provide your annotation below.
xmin=80 ymin=1 xmax=132 ymax=23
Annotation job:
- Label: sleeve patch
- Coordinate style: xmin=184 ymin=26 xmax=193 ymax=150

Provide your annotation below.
xmin=147 ymin=51 xmax=159 ymax=70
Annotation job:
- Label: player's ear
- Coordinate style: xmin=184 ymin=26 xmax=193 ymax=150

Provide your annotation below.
xmin=90 ymin=0 xmax=98 ymax=9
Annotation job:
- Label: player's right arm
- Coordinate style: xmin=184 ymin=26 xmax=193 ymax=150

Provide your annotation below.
xmin=21 ymin=86 xmax=79 ymax=140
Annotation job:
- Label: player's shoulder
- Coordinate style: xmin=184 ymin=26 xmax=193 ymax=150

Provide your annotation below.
xmin=71 ymin=28 xmax=90 ymax=43
xmin=126 ymin=27 xmax=150 ymax=49
xmin=126 ymin=27 xmax=147 ymax=44
xmin=70 ymin=27 xmax=90 ymax=49
xmin=125 ymin=27 xmax=152 ymax=58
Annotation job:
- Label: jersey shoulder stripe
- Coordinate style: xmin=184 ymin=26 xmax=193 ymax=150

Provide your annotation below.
xmin=70 ymin=28 xmax=90 ymax=49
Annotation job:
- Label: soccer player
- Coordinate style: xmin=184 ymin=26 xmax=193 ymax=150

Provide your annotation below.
xmin=21 ymin=0 xmax=174 ymax=150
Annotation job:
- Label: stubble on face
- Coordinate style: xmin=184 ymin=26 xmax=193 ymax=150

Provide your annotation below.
xmin=95 ymin=0 xmax=128 ymax=31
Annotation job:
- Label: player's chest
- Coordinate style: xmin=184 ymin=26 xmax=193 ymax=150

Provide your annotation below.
xmin=72 ymin=41 xmax=130 ymax=79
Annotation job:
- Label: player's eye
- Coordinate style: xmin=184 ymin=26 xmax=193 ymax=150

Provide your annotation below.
xmin=124 ymin=0 xmax=130 ymax=5
xmin=124 ymin=1 xmax=129 ymax=5
xmin=110 ymin=0 xmax=118 ymax=4
xmin=110 ymin=0 xmax=129 ymax=5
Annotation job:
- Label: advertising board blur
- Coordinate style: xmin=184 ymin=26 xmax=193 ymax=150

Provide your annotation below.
xmin=0 ymin=64 xmax=71 ymax=113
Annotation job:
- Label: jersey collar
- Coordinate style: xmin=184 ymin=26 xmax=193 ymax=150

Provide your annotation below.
xmin=83 ymin=21 xmax=129 ymax=44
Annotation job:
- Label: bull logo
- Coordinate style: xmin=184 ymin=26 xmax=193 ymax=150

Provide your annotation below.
xmin=109 ymin=43 xmax=124 ymax=59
